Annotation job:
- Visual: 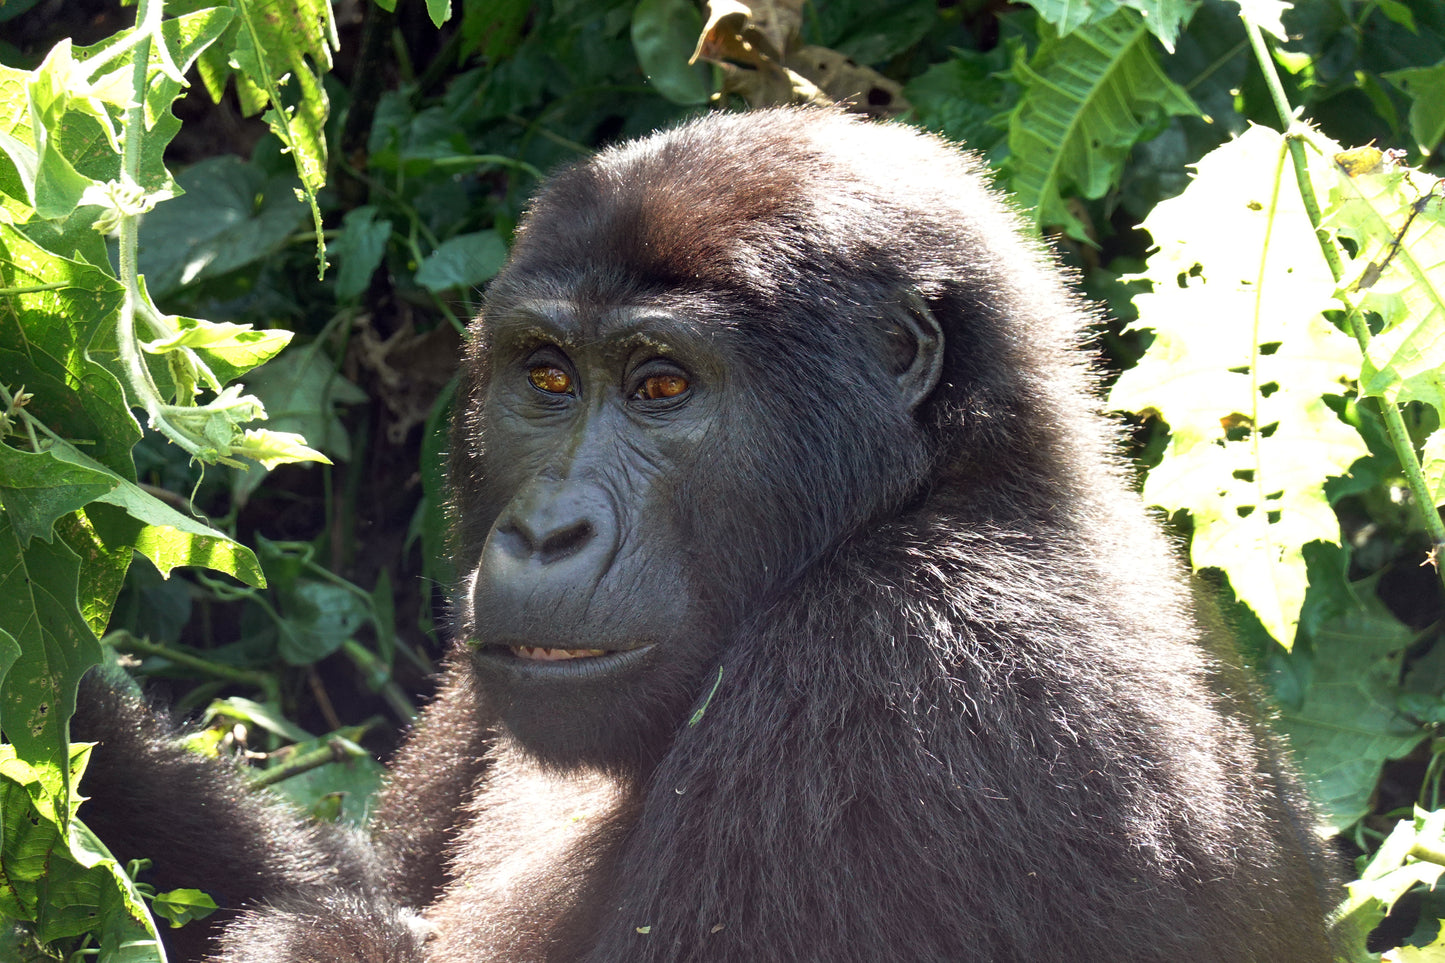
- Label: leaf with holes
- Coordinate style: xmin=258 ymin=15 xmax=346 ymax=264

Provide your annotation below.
xmin=1109 ymin=124 xmax=1368 ymax=646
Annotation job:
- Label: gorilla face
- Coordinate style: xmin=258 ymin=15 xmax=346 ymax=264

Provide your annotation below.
xmin=454 ymin=292 xmax=941 ymax=770
xmin=460 ymin=297 xmax=733 ymax=769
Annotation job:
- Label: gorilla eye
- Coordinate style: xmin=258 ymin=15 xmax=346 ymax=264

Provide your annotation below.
xmin=528 ymin=365 xmax=574 ymax=395
xmin=635 ymin=374 xmax=689 ymax=401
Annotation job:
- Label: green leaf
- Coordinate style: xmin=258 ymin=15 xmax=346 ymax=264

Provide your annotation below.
xmin=82 ymin=456 xmax=264 ymax=586
xmin=1384 ymin=61 xmax=1445 ymax=158
xmin=0 ymin=514 xmax=99 ymax=791
xmin=0 ymin=744 xmax=92 ymax=927
xmin=4 ymin=435 xmax=265 ymax=588
xmin=414 ymin=229 xmax=508 ymax=293
xmin=267 ymin=731 xmax=384 ymax=824
xmin=827 ymin=0 xmax=939 ymax=65
xmin=0 ymin=74 xmax=41 ymax=223
xmin=139 ymin=313 xmax=294 ymax=397
xmin=331 ymin=206 xmax=393 ymax=301
xmin=230 ymin=428 xmax=332 ymax=470
xmin=1335 ymin=810 xmax=1445 ymax=952
xmin=67 ymin=820 xmax=167 ymax=962
xmin=276 ymin=580 xmax=370 ymax=665
xmin=0 ymin=444 xmax=116 ymax=545
xmin=1109 ymin=124 xmax=1369 ymax=646
xmin=0 ymin=628 xmax=18 ymax=732
xmin=1423 ymin=429 xmax=1445 ymax=506
xmin=631 ymin=0 xmax=711 ymax=106
xmin=1272 ymin=585 xmax=1420 ymax=832
xmin=426 ymin=0 xmax=453 ymax=28
xmin=1323 ymin=155 xmax=1445 ymax=416
xmin=0 ymin=224 xmax=137 ymax=477
xmin=1004 ymin=10 xmax=1198 ymax=240
xmin=62 ymin=505 xmax=135 ymax=638
xmin=904 ymin=49 xmax=1014 ymax=159
xmin=0 ymin=750 xmax=168 ymax=961
xmin=241 ymin=348 xmax=366 ymax=465
xmin=150 ymin=888 xmax=218 ymax=928
xmin=203 ymin=695 xmax=312 ymax=743
xmin=224 ymin=0 xmax=337 ymax=267
xmin=135 ymin=155 xmax=306 ymax=298
xmin=61 ymin=7 xmax=236 ymax=199
xmin=25 ymin=42 xmax=106 ymax=219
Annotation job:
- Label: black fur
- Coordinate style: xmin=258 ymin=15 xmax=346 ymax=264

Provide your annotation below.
xmin=77 ymin=108 xmax=1339 ymax=962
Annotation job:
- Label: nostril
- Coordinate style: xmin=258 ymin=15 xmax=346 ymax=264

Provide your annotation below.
xmin=494 ymin=522 xmax=532 ymax=558
xmin=539 ymin=520 xmax=594 ymax=564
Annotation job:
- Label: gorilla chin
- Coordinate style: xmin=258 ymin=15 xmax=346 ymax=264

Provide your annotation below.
xmin=468 ymin=637 xmax=700 ymax=768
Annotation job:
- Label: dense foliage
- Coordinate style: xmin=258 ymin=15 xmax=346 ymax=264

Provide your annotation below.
xmin=0 ymin=0 xmax=1441 ymax=958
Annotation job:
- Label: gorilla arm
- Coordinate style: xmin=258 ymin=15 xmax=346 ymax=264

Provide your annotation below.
xmin=202 ymin=658 xmax=497 ymax=963
xmin=70 ymin=673 xmax=398 ymax=960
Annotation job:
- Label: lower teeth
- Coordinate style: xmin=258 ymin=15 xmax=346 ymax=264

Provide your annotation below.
xmin=510 ymin=646 xmax=607 ymax=661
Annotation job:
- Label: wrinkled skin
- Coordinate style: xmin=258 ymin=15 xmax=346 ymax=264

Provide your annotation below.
xmin=73 ymin=108 xmax=1341 ymax=963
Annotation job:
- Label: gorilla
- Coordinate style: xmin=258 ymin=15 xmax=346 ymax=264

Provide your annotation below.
xmin=72 ymin=107 xmax=1341 ymax=963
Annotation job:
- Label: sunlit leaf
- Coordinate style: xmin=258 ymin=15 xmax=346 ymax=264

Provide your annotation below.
xmin=1109 ymin=124 xmax=1368 ymax=646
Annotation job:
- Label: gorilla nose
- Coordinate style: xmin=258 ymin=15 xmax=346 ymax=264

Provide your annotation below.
xmin=489 ymin=485 xmax=618 ymax=570
xmin=501 ymin=515 xmax=595 ymax=564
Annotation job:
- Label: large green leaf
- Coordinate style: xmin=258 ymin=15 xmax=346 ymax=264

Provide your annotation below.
xmin=0 ymin=628 xmax=18 ymax=733
xmin=1272 ymin=588 xmax=1421 ymax=832
xmin=1384 ymin=61 xmax=1445 ymax=158
xmin=135 ymin=154 xmax=306 ymax=298
xmin=0 ymin=6 xmax=238 ymax=215
xmin=0 ymin=224 xmax=136 ymax=477
xmin=41 ymin=438 xmax=264 ymax=587
xmin=1004 ymin=9 xmax=1197 ymax=240
xmin=228 ymin=0 xmax=334 ymax=195
xmin=413 ymin=229 xmax=508 ymax=293
xmin=0 ymin=746 xmax=165 ymax=961
xmin=1109 ymin=124 xmax=1368 ymax=647
xmin=0 ymin=514 xmax=99 ymax=789
xmin=0 ymin=445 xmax=115 ymax=546
xmin=184 ymin=0 xmax=336 ymax=261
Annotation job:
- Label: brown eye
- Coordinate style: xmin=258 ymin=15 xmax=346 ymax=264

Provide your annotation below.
xmin=528 ymin=365 xmax=573 ymax=395
xmin=636 ymin=374 xmax=689 ymax=400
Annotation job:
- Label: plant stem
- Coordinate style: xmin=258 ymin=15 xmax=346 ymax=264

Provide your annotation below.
xmin=250 ymin=736 xmax=369 ymax=788
xmin=106 ymin=632 xmax=273 ymax=688
xmin=113 ymin=0 xmax=202 ymax=456
xmin=1242 ymin=12 xmax=1445 ymax=588
xmin=1411 ymin=840 xmax=1445 ymax=867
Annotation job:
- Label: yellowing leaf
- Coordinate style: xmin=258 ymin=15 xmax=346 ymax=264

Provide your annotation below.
xmin=232 ymin=428 xmax=332 ymax=470
xmin=1109 ymin=124 xmax=1369 ymax=647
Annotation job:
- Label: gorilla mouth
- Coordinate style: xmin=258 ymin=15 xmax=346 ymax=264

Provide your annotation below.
xmin=510 ymin=645 xmax=608 ymax=661
xmin=472 ymin=642 xmax=655 ymax=681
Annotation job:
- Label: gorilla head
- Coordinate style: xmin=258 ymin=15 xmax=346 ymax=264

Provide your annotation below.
xmin=452 ymin=109 xmax=1119 ymax=771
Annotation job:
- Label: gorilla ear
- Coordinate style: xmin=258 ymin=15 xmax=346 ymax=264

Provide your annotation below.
xmin=886 ymin=290 xmax=945 ymax=413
